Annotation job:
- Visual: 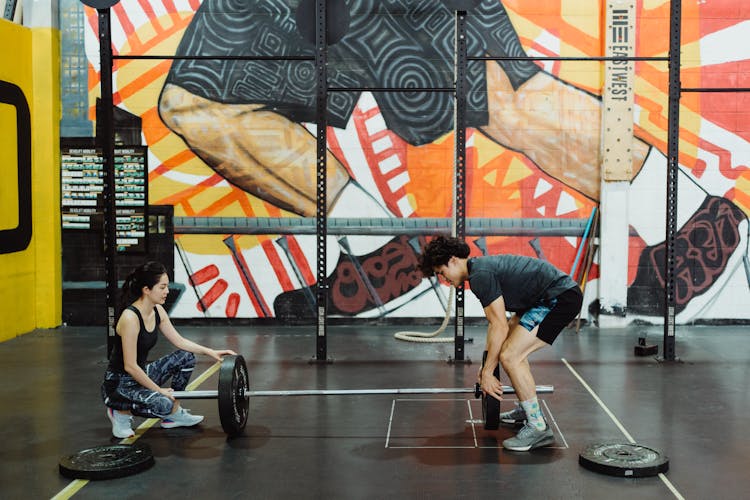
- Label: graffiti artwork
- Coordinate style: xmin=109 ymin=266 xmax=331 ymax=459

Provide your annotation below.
xmin=81 ymin=0 xmax=750 ymax=323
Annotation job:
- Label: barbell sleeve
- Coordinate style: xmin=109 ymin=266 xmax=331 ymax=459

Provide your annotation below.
xmin=172 ymin=385 xmax=554 ymax=399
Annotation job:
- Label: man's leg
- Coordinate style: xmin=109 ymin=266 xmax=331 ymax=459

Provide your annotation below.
xmin=499 ymin=325 xmax=554 ymax=451
xmin=499 ymin=325 xmax=547 ymax=403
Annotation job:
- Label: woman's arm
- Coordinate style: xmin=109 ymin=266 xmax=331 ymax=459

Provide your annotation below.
xmin=155 ymin=304 xmax=236 ymax=362
xmin=119 ymin=310 xmax=173 ymax=396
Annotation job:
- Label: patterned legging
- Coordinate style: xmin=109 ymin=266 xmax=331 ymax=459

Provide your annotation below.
xmin=101 ymin=350 xmax=196 ymax=418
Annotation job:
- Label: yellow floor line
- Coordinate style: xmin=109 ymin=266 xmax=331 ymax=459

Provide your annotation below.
xmin=50 ymin=361 xmax=221 ymax=500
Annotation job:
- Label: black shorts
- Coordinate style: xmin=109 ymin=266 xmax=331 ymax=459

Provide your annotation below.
xmin=526 ymin=287 xmax=583 ymax=345
xmin=165 ymin=0 xmax=540 ymax=146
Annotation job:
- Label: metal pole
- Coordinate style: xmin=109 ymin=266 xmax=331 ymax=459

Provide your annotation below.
xmin=173 ymin=385 xmax=554 ymax=399
xmin=663 ymin=0 xmax=681 ymax=361
xmin=97 ymin=8 xmax=118 ymax=358
xmin=314 ymin=0 xmax=329 ymax=362
xmin=452 ymin=10 xmax=468 ymax=363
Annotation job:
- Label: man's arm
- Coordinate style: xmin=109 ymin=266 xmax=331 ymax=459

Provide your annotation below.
xmin=481 ymin=295 xmax=510 ymax=400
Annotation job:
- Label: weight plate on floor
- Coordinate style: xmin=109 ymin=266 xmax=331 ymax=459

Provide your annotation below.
xmin=218 ymin=354 xmax=250 ymax=436
xmin=579 ymin=442 xmax=669 ymax=477
xmin=479 ymin=352 xmax=501 ymax=430
xmin=482 ymin=393 xmax=500 ymax=430
xmin=59 ymin=443 xmax=154 ymax=480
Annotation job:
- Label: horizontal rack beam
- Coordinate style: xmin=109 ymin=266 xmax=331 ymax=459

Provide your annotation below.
xmin=174 ymin=217 xmax=590 ymax=236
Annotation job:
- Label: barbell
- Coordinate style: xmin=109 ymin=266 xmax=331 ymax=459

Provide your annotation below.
xmin=172 ymin=355 xmax=554 ymax=436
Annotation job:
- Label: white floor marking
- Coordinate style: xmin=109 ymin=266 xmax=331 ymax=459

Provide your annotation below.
xmin=562 ymin=357 xmax=685 ymax=500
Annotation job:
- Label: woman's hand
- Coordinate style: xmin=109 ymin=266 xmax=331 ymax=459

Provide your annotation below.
xmin=206 ymin=348 xmax=237 ymax=362
xmin=158 ymin=387 xmax=175 ymax=401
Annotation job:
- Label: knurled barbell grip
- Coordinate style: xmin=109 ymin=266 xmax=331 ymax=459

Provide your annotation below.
xmin=172 ymin=385 xmax=554 ymax=399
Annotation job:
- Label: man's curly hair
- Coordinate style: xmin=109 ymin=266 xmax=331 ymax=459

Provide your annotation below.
xmin=419 ymin=236 xmax=471 ymax=277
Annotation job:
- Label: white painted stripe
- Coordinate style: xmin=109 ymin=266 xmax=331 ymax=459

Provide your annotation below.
xmin=561 ymin=358 xmax=636 ymax=442
xmin=534 ymin=178 xmax=553 ymax=198
xmin=386 ymin=171 xmax=410 ymax=192
xmin=385 ymin=399 xmax=396 ymax=448
xmin=149 ymin=1 xmax=169 ymax=19
xmin=371 ymin=135 xmax=393 ymax=154
xmin=357 ymin=91 xmax=378 ymax=112
xmin=699 ymin=21 xmax=750 ymax=67
xmin=388 ymin=446 xmax=477 ymax=449
xmin=396 ymin=196 xmax=414 ymax=218
xmin=466 ymin=400 xmax=479 ymax=447
xmin=330 ymin=117 xmax=389 ymax=210
xmin=110 ymin=16 xmax=127 ymax=52
xmin=364 ymin=113 xmax=387 ymax=136
xmin=555 ymin=190 xmax=578 ymax=216
xmin=562 ymin=358 xmax=685 ymax=500
xmin=542 ymin=399 xmax=569 ymax=449
xmin=120 ymin=4 xmax=149 ymax=35
xmin=172 ymin=0 xmax=196 ymax=13
xmin=378 ymin=154 xmax=402 ymax=174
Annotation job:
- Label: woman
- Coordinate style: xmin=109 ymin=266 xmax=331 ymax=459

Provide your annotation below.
xmin=101 ymin=261 xmax=236 ymax=438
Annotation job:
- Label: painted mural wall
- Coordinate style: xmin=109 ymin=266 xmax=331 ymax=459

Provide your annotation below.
xmin=80 ymin=0 xmax=750 ymax=324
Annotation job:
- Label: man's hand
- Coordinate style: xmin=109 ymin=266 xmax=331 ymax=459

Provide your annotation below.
xmin=480 ymin=370 xmax=504 ymax=401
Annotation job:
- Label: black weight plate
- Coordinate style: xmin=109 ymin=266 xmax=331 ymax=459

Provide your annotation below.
xmin=579 ymin=442 xmax=669 ymax=477
xmin=59 ymin=443 xmax=154 ymax=480
xmin=218 ymin=354 xmax=250 ymax=437
xmin=79 ymin=0 xmax=121 ymax=8
xmin=478 ymin=351 xmax=501 ymax=430
xmin=482 ymin=393 xmax=500 ymax=430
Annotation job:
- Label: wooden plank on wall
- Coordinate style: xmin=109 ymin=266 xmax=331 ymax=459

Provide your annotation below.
xmin=602 ymin=0 xmax=636 ymax=181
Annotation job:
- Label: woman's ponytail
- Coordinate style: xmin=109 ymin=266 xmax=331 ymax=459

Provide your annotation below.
xmin=118 ymin=261 xmax=168 ymax=315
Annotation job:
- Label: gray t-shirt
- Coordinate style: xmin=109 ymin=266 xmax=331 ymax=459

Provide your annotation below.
xmin=468 ymin=255 xmax=578 ymax=311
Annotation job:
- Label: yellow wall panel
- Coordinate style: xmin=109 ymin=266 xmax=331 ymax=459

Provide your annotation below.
xmin=0 ymin=20 xmax=61 ymax=341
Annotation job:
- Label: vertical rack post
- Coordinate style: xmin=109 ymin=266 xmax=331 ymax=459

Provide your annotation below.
xmin=452 ymin=10 xmax=468 ymax=362
xmin=662 ymin=0 xmax=681 ymax=361
xmin=97 ymin=7 xmax=118 ymax=358
xmin=314 ymin=0 xmax=329 ymax=362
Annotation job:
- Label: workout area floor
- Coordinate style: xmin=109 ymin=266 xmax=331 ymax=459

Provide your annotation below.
xmin=1 ymin=323 xmax=747 ymax=499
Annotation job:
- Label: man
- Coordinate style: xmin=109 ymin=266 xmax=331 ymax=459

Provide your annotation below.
xmin=419 ymin=236 xmax=582 ymax=451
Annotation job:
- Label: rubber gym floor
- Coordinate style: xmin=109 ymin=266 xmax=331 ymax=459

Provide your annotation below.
xmin=1 ymin=323 xmax=747 ymax=500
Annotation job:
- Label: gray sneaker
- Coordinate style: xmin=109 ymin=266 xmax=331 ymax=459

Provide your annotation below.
xmin=499 ymin=404 xmax=526 ymax=425
xmin=502 ymin=423 xmax=555 ymax=451
xmin=106 ymin=407 xmax=135 ymax=439
xmin=161 ymin=407 xmax=204 ymax=429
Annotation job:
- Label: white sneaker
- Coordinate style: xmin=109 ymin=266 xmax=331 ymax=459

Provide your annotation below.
xmin=160 ymin=407 xmax=204 ymax=429
xmin=106 ymin=408 xmax=134 ymax=438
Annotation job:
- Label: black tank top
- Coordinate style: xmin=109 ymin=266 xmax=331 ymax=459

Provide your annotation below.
xmin=107 ymin=305 xmax=161 ymax=373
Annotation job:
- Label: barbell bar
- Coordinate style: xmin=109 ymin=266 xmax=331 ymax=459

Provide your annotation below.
xmin=172 ymin=355 xmax=554 ymax=436
xmin=173 ymin=386 xmax=554 ymax=399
